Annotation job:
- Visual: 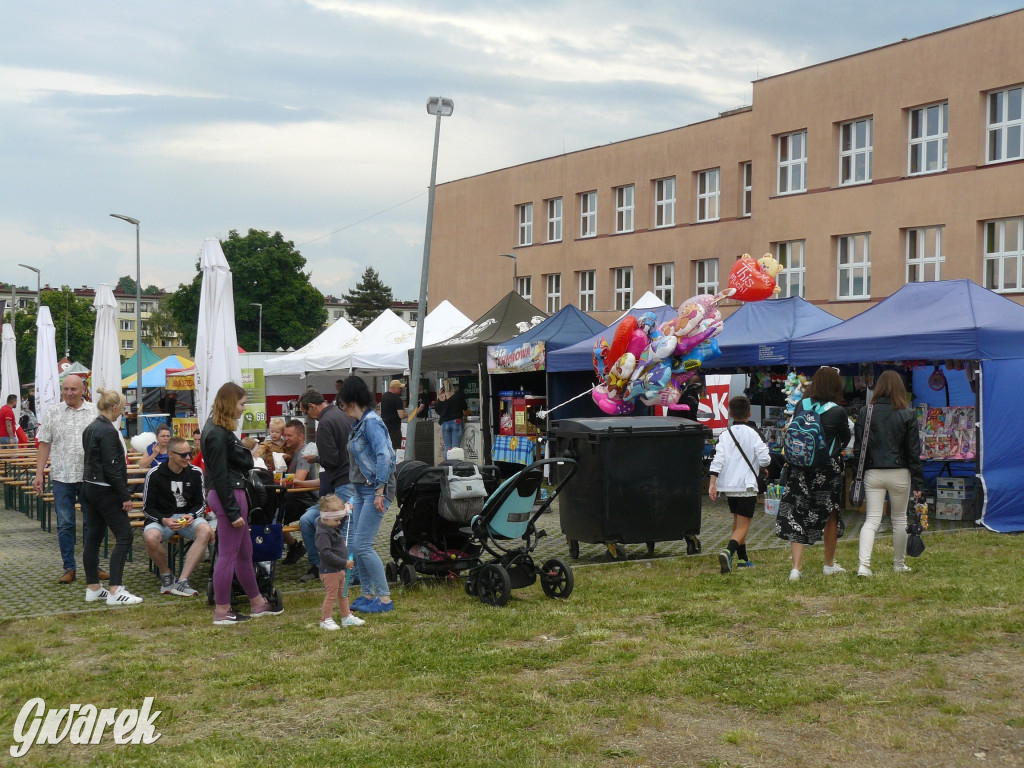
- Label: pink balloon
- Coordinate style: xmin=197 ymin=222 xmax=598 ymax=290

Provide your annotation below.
xmin=593 ymin=385 xmax=635 ymax=415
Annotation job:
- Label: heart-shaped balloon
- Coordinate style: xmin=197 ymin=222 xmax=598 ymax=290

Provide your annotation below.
xmin=607 ymin=316 xmax=638 ymax=367
xmin=728 ymin=255 xmax=777 ymax=301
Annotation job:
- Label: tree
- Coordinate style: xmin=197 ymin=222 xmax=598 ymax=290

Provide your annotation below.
xmin=167 ymin=229 xmax=327 ymax=355
xmin=143 ymin=284 xmax=162 ymax=296
xmin=13 ymin=287 xmax=97 ymax=382
xmin=115 ymin=275 xmax=137 ymax=294
xmin=342 ymin=267 xmax=394 ymax=330
xmin=142 ymin=306 xmax=181 ymax=347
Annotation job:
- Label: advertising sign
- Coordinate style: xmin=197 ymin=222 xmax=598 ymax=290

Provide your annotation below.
xmin=486 ymin=340 xmax=545 ymax=373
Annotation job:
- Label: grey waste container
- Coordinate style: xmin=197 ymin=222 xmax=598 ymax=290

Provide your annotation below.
xmin=550 ymin=416 xmax=709 ymax=558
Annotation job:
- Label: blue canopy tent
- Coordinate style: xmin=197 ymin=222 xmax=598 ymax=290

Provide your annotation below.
xmin=789 ymin=280 xmax=1024 ymax=532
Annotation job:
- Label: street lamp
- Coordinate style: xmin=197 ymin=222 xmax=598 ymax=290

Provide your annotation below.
xmin=407 ymin=95 xmax=454 ymax=458
xmin=109 ymin=214 xmax=142 ymax=418
xmin=18 ymin=264 xmax=40 ymax=307
xmin=250 ymin=303 xmax=263 ymax=353
xmin=499 ymin=253 xmax=517 ymax=293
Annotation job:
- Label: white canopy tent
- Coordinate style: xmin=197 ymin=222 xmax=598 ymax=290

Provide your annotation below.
xmin=320 ymin=309 xmax=411 ymax=373
xmin=263 ymin=317 xmax=361 ymax=377
xmin=346 ymin=301 xmax=472 ymax=373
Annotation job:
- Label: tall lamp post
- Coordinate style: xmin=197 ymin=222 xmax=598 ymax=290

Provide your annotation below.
xmin=407 ymin=95 xmax=454 ymax=458
xmin=18 ymin=264 xmax=41 ymax=307
xmin=109 ymin=214 xmax=142 ymax=417
xmin=499 ymin=253 xmax=517 ymax=293
xmin=250 ymin=302 xmax=263 ymax=353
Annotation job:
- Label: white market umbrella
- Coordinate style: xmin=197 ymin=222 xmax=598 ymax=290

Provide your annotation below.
xmin=35 ymin=307 xmax=60 ymax=420
xmin=90 ymin=284 xmax=122 ymax=401
xmin=1 ymin=323 xmax=20 ymax=421
xmin=194 ymin=238 xmax=242 ymax=427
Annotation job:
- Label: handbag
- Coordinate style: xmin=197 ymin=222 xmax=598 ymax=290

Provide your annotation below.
xmin=906 ymin=503 xmax=926 ymax=557
xmin=250 ymin=524 xmax=284 ymax=562
xmin=727 ymin=426 xmax=768 ymax=494
xmin=849 ymin=404 xmax=874 ymax=508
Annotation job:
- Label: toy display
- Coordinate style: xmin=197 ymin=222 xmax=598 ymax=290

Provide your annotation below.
xmin=916 ymin=405 xmax=976 ymax=460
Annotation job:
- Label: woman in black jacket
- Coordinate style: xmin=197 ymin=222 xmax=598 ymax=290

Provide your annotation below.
xmin=82 ymin=389 xmax=142 ymax=606
xmin=854 ymin=370 xmax=925 ymax=577
xmin=202 ymin=382 xmax=283 ymax=624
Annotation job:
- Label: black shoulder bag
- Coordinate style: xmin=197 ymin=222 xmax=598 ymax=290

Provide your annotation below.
xmin=727 ymin=426 xmax=768 ymax=495
xmin=849 ymin=404 xmax=874 ymax=508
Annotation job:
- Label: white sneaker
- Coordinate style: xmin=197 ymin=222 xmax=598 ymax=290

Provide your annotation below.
xmin=789 ymin=568 xmax=801 ymax=582
xmin=319 ymin=618 xmax=341 ymax=631
xmin=857 ymin=565 xmax=873 ymax=578
xmin=823 ymin=562 xmax=846 ymax=575
xmin=106 ymin=587 xmax=143 ymax=606
xmin=85 ymin=587 xmax=109 ymax=603
xmin=894 ymin=564 xmax=913 ymax=573
xmin=341 ymin=614 xmax=365 ymax=627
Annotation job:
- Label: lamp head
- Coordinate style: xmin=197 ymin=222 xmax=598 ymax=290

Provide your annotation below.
xmin=109 ymin=213 xmax=140 ymax=226
xmin=426 ymin=96 xmax=454 ymax=117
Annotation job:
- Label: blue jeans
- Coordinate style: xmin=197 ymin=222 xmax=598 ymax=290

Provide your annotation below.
xmin=300 ymin=483 xmax=355 ymax=572
xmin=352 ymin=484 xmax=389 ymax=598
xmin=54 ymin=481 xmax=88 ymax=572
xmin=0 ymin=436 xmax=13 ymax=445
xmin=441 ymin=420 xmax=463 ymax=454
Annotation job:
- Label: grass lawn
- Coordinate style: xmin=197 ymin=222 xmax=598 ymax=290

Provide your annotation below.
xmin=2 ymin=528 xmax=1023 ymax=767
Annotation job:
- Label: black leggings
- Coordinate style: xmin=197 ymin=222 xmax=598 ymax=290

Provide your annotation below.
xmin=81 ymin=483 xmax=133 ymax=587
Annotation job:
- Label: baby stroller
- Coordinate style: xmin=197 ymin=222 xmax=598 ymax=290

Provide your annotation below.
xmin=464 ymin=457 xmax=578 ymax=607
xmin=385 ymin=460 xmax=501 ymax=587
xmin=205 ymin=468 xmax=283 ymax=612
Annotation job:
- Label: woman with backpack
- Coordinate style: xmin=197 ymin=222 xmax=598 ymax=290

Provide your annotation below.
xmin=775 ymin=366 xmax=851 ymax=581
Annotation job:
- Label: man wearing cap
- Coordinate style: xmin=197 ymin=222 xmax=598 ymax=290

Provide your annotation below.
xmin=379 ymin=379 xmax=407 ymax=450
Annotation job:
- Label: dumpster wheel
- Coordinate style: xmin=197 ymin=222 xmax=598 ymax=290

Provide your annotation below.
xmin=567 ymin=539 xmax=580 ymax=559
xmin=685 ymin=535 xmax=702 ymax=555
xmin=606 ymin=542 xmax=628 ymax=561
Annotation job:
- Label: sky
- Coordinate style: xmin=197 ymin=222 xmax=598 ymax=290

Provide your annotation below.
xmin=3 ymin=1 xmax=1022 ymax=303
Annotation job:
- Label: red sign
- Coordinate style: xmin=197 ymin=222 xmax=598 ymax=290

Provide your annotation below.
xmin=697 ymin=375 xmax=731 ymax=431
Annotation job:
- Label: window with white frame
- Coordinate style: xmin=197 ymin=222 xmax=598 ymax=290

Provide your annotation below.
xmin=695 ymin=259 xmax=718 ymax=295
xmin=121 ymin=339 xmax=134 ymax=351
xmin=517 ymin=203 xmax=533 ymax=246
xmin=741 ymin=162 xmax=752 ymax=217
xmin=777 ymin=130 xmax=807 ymax=194
xmin=579 ymin=191 xmax=597 ymax=238
xmin=119 ymin=319 xmax=134 ymax=332
xmin=837 ymin=233 xmax=871 ymax=299
xmin=120 ymin=302 xmax=135 ymax=313
xmin=905 ymin=226 xmax=944 ymax=282
xmin=654 ymin=177 xmax=675 ymax=228
xmin=653 ymin=263 xmax=674 ymax=307
xmin=140 ymin=301 xmax=152 ymax=312
xmin=578 ymin=270 xmax=595 ymax=311
xmin=614 ymin=185 xmax=634 ymax=233
xmin=908 ymin=102 xmax=948 ymax=175
xmin=545 ymin=274 xmax=562 ymax=313
xmin=984 ymin=217 xmax=1024 ymax=292
xmin=613 ymin=267 xmax=633 ymax=311
xmin=515 ymin=276 xmax=532 ymax=303
xmin=840 ymin=117 xmax=873 ymax=185
xmin=546 ymin=197 xmax=562 ymax=242
xmin=987 ymin=86 xmax=1023 ymax=163
xmin=696 ymin=168 xmax=720 ymax=222
xmin=774 ymin=241 xmax=806 ymax=298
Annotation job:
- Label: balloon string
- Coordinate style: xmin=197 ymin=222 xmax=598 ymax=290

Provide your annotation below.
xmin=537 ymin=387 xmax=594 ymax=420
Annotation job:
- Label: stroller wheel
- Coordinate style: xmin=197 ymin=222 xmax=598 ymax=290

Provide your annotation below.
xmin=476 ymin=563 xmax=511 ymax=607
xmin=385 ymin=561 xmax=398 ymax=583
xmin=567 ymin=539 xmax=580 ymax=560
xmin=464 ymin=574 xmax=476 ymax=596
xmin=399 ymin=564 xmax=418 ymax=588
xmin=540 ymin=558 xmax=574 ymax=600
xmin=269 ymin=588 xmax=283 ymax=612
xmin=206 ymin=580 xmax=215 ymax=606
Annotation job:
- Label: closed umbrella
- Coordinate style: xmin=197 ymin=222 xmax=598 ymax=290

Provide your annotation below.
xmin=35 ymin=307 xmax=61 ymax=420
xmin=1 ymin=323 xmax=19 ymax=422
xmin=90 ymin=284 xmax=121 ymax=401
xmin=194 ymin=238 xmax=242 ymax=427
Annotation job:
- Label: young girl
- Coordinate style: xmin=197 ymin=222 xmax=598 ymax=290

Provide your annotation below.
xmin=314 ymin=494 xmax=365 ymax=630
xmin=256 ymin=418 xmax=287 ymax=463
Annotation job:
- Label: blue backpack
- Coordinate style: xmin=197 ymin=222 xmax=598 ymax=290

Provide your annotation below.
xmin=784 ymin=398 xmax=837 ymax=468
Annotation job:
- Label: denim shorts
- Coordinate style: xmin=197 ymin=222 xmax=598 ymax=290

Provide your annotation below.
xmin=144 ymin=517 xmax=211 ymax=542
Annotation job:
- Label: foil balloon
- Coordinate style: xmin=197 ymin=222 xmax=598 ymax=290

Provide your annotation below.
xmin=593 ymin=384 xmax=635 ymax=415
xmin=728 ymin=254 xmax=777 ymax=301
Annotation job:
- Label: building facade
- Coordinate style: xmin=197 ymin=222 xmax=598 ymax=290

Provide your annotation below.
xmin=427 ymin=10 xmax=1024 ymax=322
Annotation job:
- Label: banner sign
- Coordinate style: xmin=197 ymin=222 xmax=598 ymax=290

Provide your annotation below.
xmin=487 ymin=340 xmax=545 ymax=373
xmin=171 ymin=417 xmax=199 ymax=440
xmin=165 ymin=373 xmax=194 ymax=391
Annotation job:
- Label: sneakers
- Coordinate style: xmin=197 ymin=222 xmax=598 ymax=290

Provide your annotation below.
xmin=85 ymin=587 xmax=109 ymax=603
xmin=857 ymin=565 xmax=873 ymax=577
xmin=319 ymin=618 xmax=341 ymax=631
xmin=737 ymin=558 xmax=755 ymax=568
xmin=350 ymin=596 xmax=372 ymax=612
xmin=250 ymin=601 xmax=285 ymax=618
xmin=789 ymin=568 xmax=801 ymax=582
xmin=894 ymin=564 xmax=913 ymax=573
xmin=299 ymin=565 xmax=320 ymax=583
xmin=106 ymin=587 xmax=143 ymax=606
xmin=159 ymin=573 xmax=176 ymax=594
xmin=718 ymin=549 xmax=733 ymax=574
xmin=170 ymin=579 xmax=198 ymax=597
xmin=58 ymin=569 xmax=76 ymax=584
xmin=341 ymin=614 xmax=366 ymax=627
xmin=823 ymin=562 xmax=846 ymax=575
xmin=213 ymin=612 xmax=251 ymax=625
xmin=282 ymin=542 xmax=306 ymax=566
xmin=363 ymin=598 xmax=394 ymax=614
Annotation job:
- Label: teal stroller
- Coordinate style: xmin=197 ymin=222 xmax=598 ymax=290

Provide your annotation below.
xmin=464 ymin=457 xmax=578 ymax=607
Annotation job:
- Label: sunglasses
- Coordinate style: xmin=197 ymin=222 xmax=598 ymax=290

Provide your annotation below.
xmin=171 ymin=451 xmax=193 ymax=458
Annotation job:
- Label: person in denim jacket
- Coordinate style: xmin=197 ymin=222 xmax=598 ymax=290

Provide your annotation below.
xmin=337 ymin=375 xmax=396 ymax=614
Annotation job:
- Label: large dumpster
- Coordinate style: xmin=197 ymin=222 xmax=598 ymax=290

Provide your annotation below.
xmin=550 ymin=416 xmax=709 ymax=559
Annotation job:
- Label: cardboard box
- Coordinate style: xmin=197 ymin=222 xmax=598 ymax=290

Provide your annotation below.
xmin=935 ymin=498 xmax=964 ymax=520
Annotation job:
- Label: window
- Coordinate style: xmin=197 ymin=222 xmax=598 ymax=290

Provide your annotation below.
xmin=696 ymin=168 xmax=720 ymax=222
xmin=741 ymin=162 xmax=752 ymax=217
xmin=984 ymin=217 xmax=1024 ymax=292
xmin=777 ymin=131 xmax=807 ymax=194
xmin=613 ymin=267 xmax=633 ymax=311
xmin=578 ymin=270 xmax=595 ymax=311
xmin=121 ymin=339 xmax=134 ymax=351
xmin=120 ymin=302 xmax=135 ymax=313
xmin=517 ymin=203 xmax=533 ymax=246
xmin=333 ymin=309 xmax=343 ymax=319
xmin=17 ymin=298 xmax=31 ymax=309
xmin=515 ymin=276 xmax=532 ymax=303
xmin=546 ymin=197 xmax=563 ymax=242
xmin=906 ymin=226 xmax=944 ymax=282
xmin=119 ymin=319 xmax=134 ymax=332
xmin=839 ymin=118 xmax=873 ymax=185
xmin=653 ymin=263 xmax=674 ymax=307
xmin=837 ymin=233 xmax=871 ymax=299
xmin=987 ymin=87 xmax=1023 ymax=163
xmin=579 ymin=191 xmax=597 ymax=238
xmin=409 ymin=312 xmax=418 ymax=323
xmin=545 ymin=274 xmax=562 ymax=313
xmin=695 ymin=259 xmax=718 ymax=295
xmin=908 ymin=102 xmax=948 ymax=175
xmin=654 ymin=177 xmax=675 ymax=228
xmin=614 ymin=185 xmax=634 ymax=233
xmin=774 ymin=241 xmax=806 ymax=298
xmin=140 ymin=301 xmax=152 ymax=313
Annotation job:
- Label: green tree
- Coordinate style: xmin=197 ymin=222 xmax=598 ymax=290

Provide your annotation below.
xmin=13 ymin=287 xmax=97 ymax=381
xmin=142 ymin=306 xmax=181 ymax=347
xmin=167 ymin=229 xmax=327 ymax=355
xmin=115 ymin=275 xmax=137 ymax=294
xmin=143 ymin=284 xmax=162 ymax=295
xmin=342 ymin=267 xmax=394 ymax=330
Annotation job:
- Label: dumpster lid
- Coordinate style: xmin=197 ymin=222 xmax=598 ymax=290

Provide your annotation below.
xmin=551 ymin=416 xmax=709 ymax=437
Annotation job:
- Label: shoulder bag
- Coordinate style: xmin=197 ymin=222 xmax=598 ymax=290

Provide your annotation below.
xmin=727 ymin=426 xmax=768 ymax=494
xmin=849 ymin=404 xmax=874 ymax=508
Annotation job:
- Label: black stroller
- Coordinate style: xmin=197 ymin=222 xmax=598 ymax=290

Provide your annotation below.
xmin=385 ymin=460 xmax=501 ymax=587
